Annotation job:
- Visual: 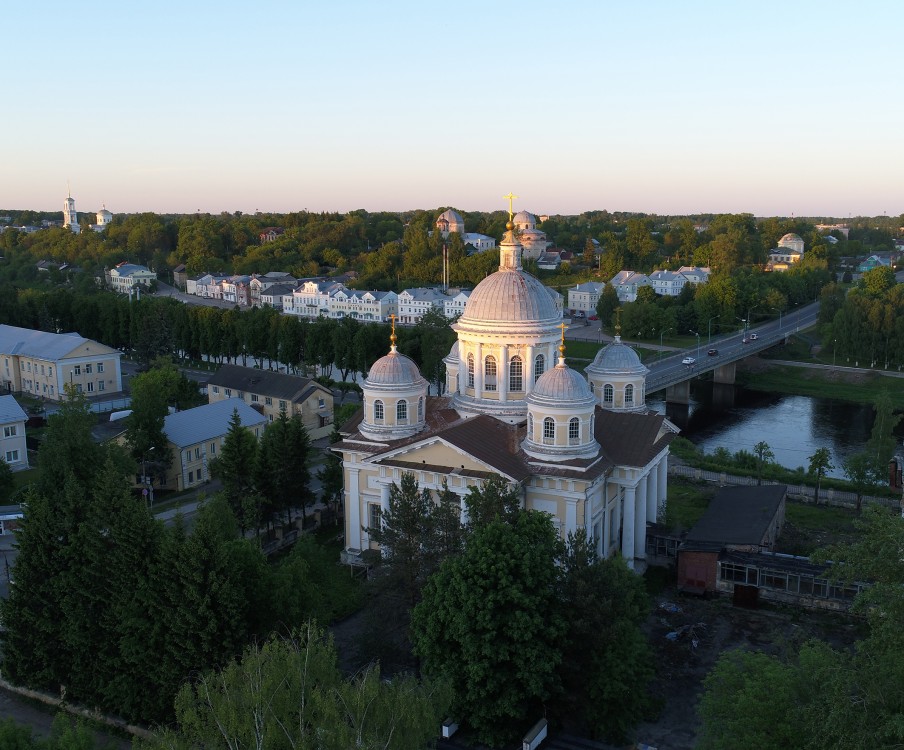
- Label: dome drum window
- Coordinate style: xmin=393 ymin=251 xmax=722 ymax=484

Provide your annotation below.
xmin=397 ymin=400 xmax=408 ymax=425
xmin=485 ymin=356 xmax=497 ymax=392
xmin=543 ymin=417 xmax=555 ymax=445
xmin=467 ymin=354 xmax=475 ymax=388
xmin=534 ymin=353 xmax=545 ymax=382
xmin=568 ymin=417 xmax=580 ymax=445
xmin=509 ymin=355 xmax=523 ymax=392
xmin=603 ymin=384 xmax=614 ymax=405
xmin=625 ymin=384 xmax=634 ymax=406
xmin=374 ymin=399 xmax=384 ymax=424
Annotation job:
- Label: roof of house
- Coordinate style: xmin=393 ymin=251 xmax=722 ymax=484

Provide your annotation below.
xmin=686 ymin=485 xmax=786 ymax=546
xmin=0 ymin=395 xmax=28 ymax=424
xmin=207 ymin=364 xmax=331 ymax=403
xmin=0 ymin=324 xmax=108 ymax=361
xmin=261 ymin=283 xmax=295 ymax=298
xmin=163 ymin=398 xmax=266 ymax=449
xmin=112 ymin=263 xmax=154 ymax=276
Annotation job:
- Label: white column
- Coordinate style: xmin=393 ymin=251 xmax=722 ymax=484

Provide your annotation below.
xmin=499 ymin=345 xmax=508 ymax=402
xmin=602 ymin=498 xmax=611 ymax=558
xmin=635 ymin=480 xmax=647 ymax=562
xmin=622 ymin=485 xmax=636 ymax=568
xmin=475 ymin=342 xmax=483 ymax=396
xmin=380 ymin=483 xmax=390 ymax=516
xmin=658 ymin=459 xmax=668 ymax=521
xmin=525 ymin=347 xmax=534 ymax=395
xmin=347 ymin=468 xmax=361 ymax=550
xmin=565 ymin=498 xmax=578 ymax=537
xmin=646 ymin=470 xmax=657 ymax=522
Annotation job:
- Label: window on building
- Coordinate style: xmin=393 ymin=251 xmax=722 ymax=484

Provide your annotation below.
xmin=212 ymin=386 xmax=220 ymax=395
xmin=374 ymin=400 xmax=384 ymax=422
xmin=418 ymin=397 xmax=423 ymax=421
xmin=195 ymin=447 xmax=201 ymax=460
xmin=87 ymin=382 xmax=94 ymax=393
xmin=603 ymin=384 xmax=614 ymax=405
xmin=534 ymin=353 xmax=545 ymax=381
xmin=225 ymin=389 xmax=232 ymax=397
xmin=543 ymin=417 xmax=555 ymax=444
xmin=318 ymin=398 xmax=325 ymax=408
xmin=98 ymin=381 xmax=105 ymax=391
xmin=251 ymin=394 xmax=259 ymax=402
xmin=625 ymin=384 xmax=634 ymax=406
xmin=96 ymin=363 xmax=103 ymax=373
xmin=49 ymin=386 xmax=54 ymax=395
xmin=369 ymin=503 xmax=382 ymax=531
xmin=5 ymin=450 xmax=18 ymax=463
xmin=40 ymin=365 xmax=45 ymax=375
xmin=279 ymin=399 xmax=287 ymax=410
xmin=3 ymin=426 xmax=15 ymax=438
xmin=509 ymin=355 xmax=523 ymax=392
xmin=48 ymin=366 xmax=53 ymax=376
xmin=484 ymin=356 xmax=497 ymax=391
xmin=210 ymin=442 xmax=216 ymax=455
xmin=397 ymin=400 xmax=408 ymax=423
xmin=265 ymin=396 xmax=272 ymax=405
xmin=85 ymin=364 xmax=92 ymax=374
xmin=467 ymin=354 xmax=474 ymax=388
xmin=73 ymin=365 xmax=80 ymax=375
xmin=269 ymin=414 xmax=274 ymax=422
xmin=569 ymin=417 xmax=580 ymax=444
xmin=528 ymin=413 xmax=533 ymax=437
xmin=76 ymin=384 xmax=83 ymax=394
xmin=188 ymin=471 xmax=194 ymax=484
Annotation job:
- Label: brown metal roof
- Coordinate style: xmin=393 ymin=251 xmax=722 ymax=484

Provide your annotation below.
xmin=594 ymin=408 xmax=673 ymax=467
xmin=208 ymin=364 xmax=331 ymax=403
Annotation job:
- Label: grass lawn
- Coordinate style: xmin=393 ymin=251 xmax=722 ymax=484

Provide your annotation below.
xmin=663 ymin=479 xmax=714 ymax=533
xmin=737 ymin=365 xmax=904 ymax=408
xmin=785 ymin=499 xmax=858 ymax=536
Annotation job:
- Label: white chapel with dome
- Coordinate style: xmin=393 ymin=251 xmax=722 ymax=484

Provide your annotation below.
xmin=337 ymin=201 xmax=676 ymax=571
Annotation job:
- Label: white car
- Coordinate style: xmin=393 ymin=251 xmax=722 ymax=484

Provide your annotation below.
xmin=682 ymin=356 xmax=696 ymax=365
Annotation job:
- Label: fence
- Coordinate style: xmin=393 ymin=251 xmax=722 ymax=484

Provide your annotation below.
xmin=668 ymin=463 xmax=901 ymax=511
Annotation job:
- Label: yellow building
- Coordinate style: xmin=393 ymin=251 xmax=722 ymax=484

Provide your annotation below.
xmin=0 ymin=324 xmax=123 ymax=401
xmin=337 ymin=215 xmax=676 ymax=572
xmin=207 ymin=364 xmax=334 ymax=439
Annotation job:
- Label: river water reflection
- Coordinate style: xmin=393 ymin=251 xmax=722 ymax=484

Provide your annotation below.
xmin=649 ymin=383 xmax=896 ymax=479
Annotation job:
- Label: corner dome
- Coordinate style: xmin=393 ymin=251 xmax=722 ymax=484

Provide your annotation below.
xmin=586 ymin=337 xmax=648 ymax=375
xmin=530 ymin=361 xmax=594 ymax=405
xmin=366 ymin=349 xmax=425 ymax=386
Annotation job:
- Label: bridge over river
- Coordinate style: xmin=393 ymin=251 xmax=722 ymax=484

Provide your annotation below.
xmin=635 ymin=301 xmax=820 ymax=402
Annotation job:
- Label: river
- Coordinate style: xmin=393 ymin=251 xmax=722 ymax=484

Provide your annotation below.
xmin=650 ymin=383 xmax=900 ymax=479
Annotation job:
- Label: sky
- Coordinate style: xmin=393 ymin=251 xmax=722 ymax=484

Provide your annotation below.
xmin=4 ymin=0 xmax=903 ymax=218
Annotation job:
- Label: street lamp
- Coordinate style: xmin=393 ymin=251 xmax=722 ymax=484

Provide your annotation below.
xmin=832 ymin=338 xmax=837 ymax=371
xmin=772 ymin=307 xmax=783 ymax=329
xmin=690 ymin=331 xmax=701 ymax=360
xmin=707 ymin=315 xmax=720 ymax=344
xmin=658 ymin=327 xmax=673 ymax=362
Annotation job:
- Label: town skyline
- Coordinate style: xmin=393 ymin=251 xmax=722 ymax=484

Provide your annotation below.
xmin=5 ymin=1 xmax=903 ymax=217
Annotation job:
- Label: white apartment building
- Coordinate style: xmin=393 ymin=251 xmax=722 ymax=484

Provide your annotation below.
xmin=107 ymin=263 xmax=157 ymax=293
xmin=0 ymin=396 xmax=29 ymax=471
xmin=568 ymin=281 xmax=604 ymax=313
xmin=397 ymin=288 xmax=446 ymax=324
xmin=609 ymin=271 xmax=652 ymax=303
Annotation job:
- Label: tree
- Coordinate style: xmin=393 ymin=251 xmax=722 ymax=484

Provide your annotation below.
xmin=464 ymin=473 xmax=521 ymax=529
xmin=412 ymin=511 xmax=565 ymax=747
xmin=253 ymin=408 xmax=312 ymax=525
xmin=595 ymin=282 xmax=620 ymax=331
xmin=582 ymin=237 xmax=596 ymax=266
xmin=144 ymin=625 xmax=450 ymax=750
xmin=554 ymin=534 xmax=655 ymax=743
xmin=866 ymin=389 xmax=901 ymax=476
xmin=208 ymin=408 xmax=260 ymax=535
xmin=752 ymin=441 xmax=774 ymax=485
xmin=366 ymin=471 xmax=434 ymax=608
xmin=807 ymin=448 xmax=834 ymax=504
xmin=843 ymin=451 xmax=878 ymax=513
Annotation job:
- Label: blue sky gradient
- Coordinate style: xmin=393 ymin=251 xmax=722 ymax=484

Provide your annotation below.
xmin=4 ymin=0 xmax=902 ymax=217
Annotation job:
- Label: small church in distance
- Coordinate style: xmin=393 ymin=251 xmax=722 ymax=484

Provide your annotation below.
xmin=336 ymin=201 xmax=676 ymax=571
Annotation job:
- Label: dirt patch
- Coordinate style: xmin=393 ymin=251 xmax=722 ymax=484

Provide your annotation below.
xmin=634 ymin=589 xmax=863 ymax=750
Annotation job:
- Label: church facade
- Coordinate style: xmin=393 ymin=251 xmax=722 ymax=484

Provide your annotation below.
xmin=337 ymin=209 xmax=675 ymax=571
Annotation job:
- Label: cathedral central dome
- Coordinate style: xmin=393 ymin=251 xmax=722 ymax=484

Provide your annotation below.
xmin=460 ymin=270 xmax=560 ymax=324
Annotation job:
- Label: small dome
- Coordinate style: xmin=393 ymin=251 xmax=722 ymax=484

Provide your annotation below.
xmin=366 ymin=349 xmax=425 ymax=386
xmin=586 ymin=337 xmax=648 ymax=375
xmin=513 ymin=210 xmax=536 ymax=228
xmin=445 ymin=340 xmax=459 ymax=362
xmin=460 ymin=271 xmax=560 ymax=324
xmin=530 ymin=361 xmax=594 ymax=403
xmin=779 ymin=232 xmax=802 ymax=243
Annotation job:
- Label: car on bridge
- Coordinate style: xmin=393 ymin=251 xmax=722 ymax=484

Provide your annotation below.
xmin=749 ymin=333 xmax=758 ymax=340
xmin=682 ymin=356 xmax=696 ymax=366
xmin=707 ymin=348 xmax=718 ymax=356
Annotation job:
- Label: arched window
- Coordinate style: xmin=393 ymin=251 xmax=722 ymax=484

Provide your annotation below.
xmin=418 ymin=397 xmax=424 ymax=420
xmin=625 ymin=384 xmax=634 ymax=406
xmin=528 ymin=412 xmax=533 ymax=437
xmin=374 ymin=399 xmax=384 ymax=423
xmin=543 ymin=417 xmax=555 ymax=444
xmin=603 ymin=384 xmax=614 ymax=405
xmin=397 ymin=400 xmax=408 ymax=423
xmin=589 ymin=381 xmax=595 ymax=394
xmin=485 ymin=355 xmax=497 ymax=391
xmin=534 ymin=353 xmax=546 ymax=382
xmin=509 ymin=355 xmax=523 ymax=392
xmin=569 ymin=417 xmax=580 ymax=445
xmin=467 ymin=353 xmax=474 ymax=388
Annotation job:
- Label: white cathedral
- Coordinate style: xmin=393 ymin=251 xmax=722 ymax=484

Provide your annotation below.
xmin=337 ymin=209 xmax=676 ymax=571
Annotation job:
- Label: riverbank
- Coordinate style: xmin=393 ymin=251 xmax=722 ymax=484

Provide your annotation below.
xmin=737 ymin=358 xmax=904 ymax=409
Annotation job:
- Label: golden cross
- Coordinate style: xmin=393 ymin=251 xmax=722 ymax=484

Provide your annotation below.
xmin=389 ymin=314 xmax=397 ymax=348
xmin=503 ymin=192 xmax=519 ymax=221
xmin=615 ymin=307 xmax=622 ymax=336
xmin=558 ymin=321 xmax=567 ymax=358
